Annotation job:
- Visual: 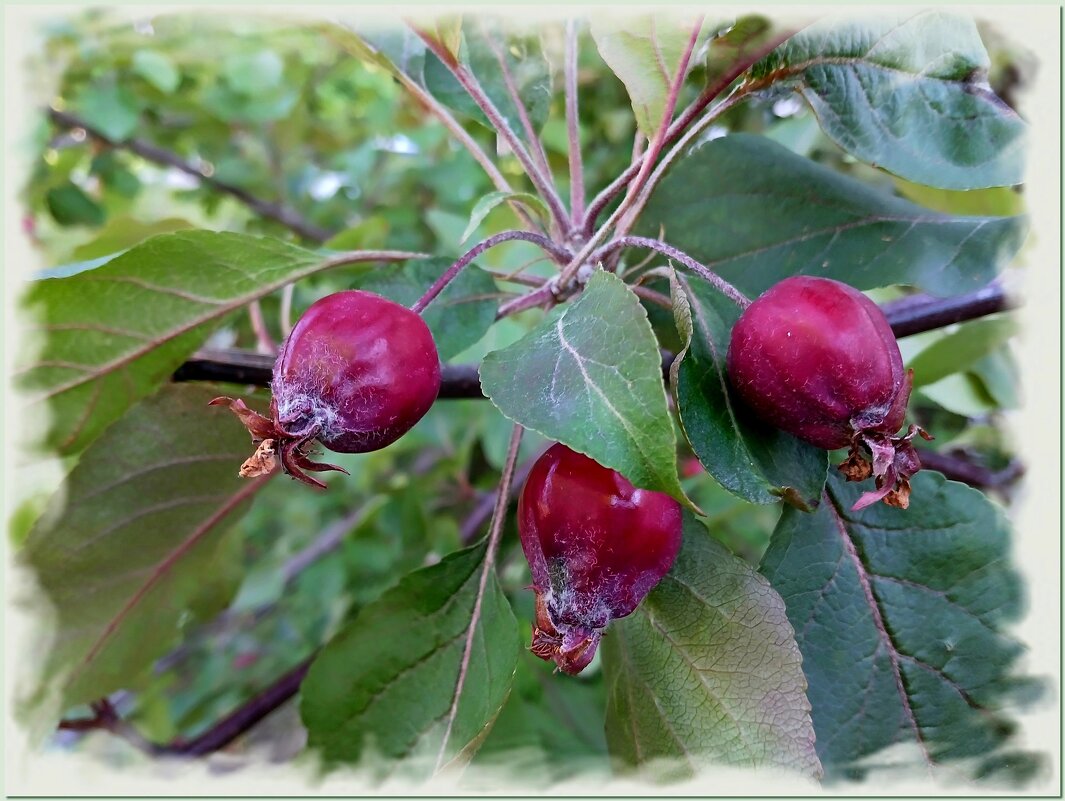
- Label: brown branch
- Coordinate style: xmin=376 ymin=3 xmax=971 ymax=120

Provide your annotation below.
xmin=914 ymin=450 xmax=1025 ymax=491
xmin=163 ymin=657 xmax=314 ymax=756
xmin=47 ymin=108 xmax=333 ymax=243
xmin=878 ymin=280 xmax=1018 ymax=337
xmin=173 ymin=348 xmax=486 ymax=398
xmin=173 ymin=281 xmax=1019 ymax=397
xmin=60 ymin=657 xmax=315 ymax=757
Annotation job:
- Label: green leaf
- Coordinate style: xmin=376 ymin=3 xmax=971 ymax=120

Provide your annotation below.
xmin=45 ymin=182 xmax=105 ymax=227
xmin=760 ymin=471 xmax=1027 ymax=775
xmin=71 ymin=80 xmax=141 ymax=141
xmin=70 ymin=216 xmax=195 ymax=261
xmin=894 ymin=179 xmax=1025 ymax=218
xmin=461 ymin=191 xmax=549 ymax=244
xmin=17 ymin=231 xmax=388 ymax=454
xmin=90 ymin=150 xmax=137 ymax=190
xmin=354 ymin=257 xmax=498 ymax=362
xmin=34 ymin=254 xmax=120 ymax=281
xmin=480 ymin=270 xmax=686 ymax=502
xmin=602 ymin=512 xmax=821 ymax=779
xmin=669 ymin=270 xmax=827 ymax=509
xmin=131 ymin=49 xmax=181 ymax=93
xmin=423 ymin=19 xmax=553 ymax=134
xmin=969 ymin=348 xmax=1020 ymax=410
xmin=223 ymin=50 xmax=284 ymax=95
xmin=300 ymin=540 xmax=520 ymax=774
xmin=201 ymin=83 xmax=299 ymax=125
xmin=908 ymin=316 xmax=1018 ymax=388
xmin=472 ymin=651 xmax=609 ymax=778
xmin=349 ymin=24 xmax=427 ymax=82
xmin=637 ymin=134 xmax=1028 ymax=298
xmin=752 ymin=12 xmax=1027 ymax=189
xmin=590 ymin=16 xmax=696 ymax=138
xmin=918 ymin=372 xmax=998 ymax=417
xmin=434 ymin=16 xmax=464 ymax=59
xmin=323 ymin=217 xmax=391 ymax=251
xmin=19 ymin=385 xmax=264 ymax=714
xmin=704 ymin=16 xmax=773 ymax=88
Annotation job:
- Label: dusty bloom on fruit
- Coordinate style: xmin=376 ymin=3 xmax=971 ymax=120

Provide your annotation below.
xmin=518 ymin=444 xmax=683 ymax=674
xmin=727 ymin=275 xmax=931 ymax=510
xmin=212 ymin=290 xmax=441 ymax=488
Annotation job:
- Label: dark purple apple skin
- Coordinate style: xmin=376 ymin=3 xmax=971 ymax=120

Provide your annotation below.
xmin=272 ymin=290 xmax=441 ymax=454
xmin=726 ymin=276 xmax=909 ymax=450
xmin=518 ymin=443 xmax=682 ymax=674
xmin=212 ymin=290 xmax=443 ymax=489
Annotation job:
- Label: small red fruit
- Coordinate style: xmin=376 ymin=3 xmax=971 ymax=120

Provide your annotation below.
xmin=518 ymin=444 xmax=683 ymax=675
xmin=726 ymin=276 xmax=930 ymax=510
xmin=212 ymin=290 xmax=441 ymax=488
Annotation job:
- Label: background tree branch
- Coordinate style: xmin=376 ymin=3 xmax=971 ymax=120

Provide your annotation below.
xmin=172 ymin=281 xmax=1021 ymax=396
xmin=62 ymin=658 xmax=315 ymax=758
xmin=48 ymin=108 xmax=333 ymax=243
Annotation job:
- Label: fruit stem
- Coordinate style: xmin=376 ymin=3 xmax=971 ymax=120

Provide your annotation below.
xmin=279 ymin=284 xmax=295 ymax=337
xmin=324 ymin=28 xmax=542 ymax=236
xmin=591 ymin=236 xmax=751 ymax=309
xmin=565 ymin=18 xmax=586 ymax=223
xmin=481 ymin=19 xmax=554 ymax=188
xmin=555 ymin=17 xmax=703 ymax=288
xmin=411 ymin=230 xmax=573 ymax=315
xmin=410 ymin=23 xmax=572 ymax=237
xmin=247 ymin=300 xmax=277 ymax=354
xmin=578 ymin=28 xmax=795 ymax=237
xmin=610 ymin=17 xmax=705 ymax=243
xmin=434 ymin=423 xmax=523 ymax=772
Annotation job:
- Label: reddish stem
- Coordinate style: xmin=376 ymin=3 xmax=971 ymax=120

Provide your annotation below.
xmin=590 ymin=235 xmax=751 ymax=309
xmin=565 ymin=19 xmax=586 ymax=222
xmin=580 ymin=28 xmax=795 ymax=236
xmin=410 ymin=231 xmax=573 ymax=314
xmin=411 ymin=24 xmax=571 ymax=236
xmin=556 ymin=17 xmax=703 ymax=289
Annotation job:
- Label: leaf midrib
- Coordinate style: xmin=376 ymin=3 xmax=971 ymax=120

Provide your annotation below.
xmin=555 ymin=315 xmax=667 ymax=492
xmin=66 ymin=475 xmax=271 ymax=690
xmin=25 ymin=246 xmax=419 ymax=405
xmin=823 ymin=487 xmax=933 ymax=767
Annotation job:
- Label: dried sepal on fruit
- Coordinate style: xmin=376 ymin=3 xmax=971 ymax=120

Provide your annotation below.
xmin=213 ymin=290 xmax=441 ymax=489
xmin=208 ymin=397 xmax=350 ymax=489
xmin=726 ymin=276 xmax=932 ymax=510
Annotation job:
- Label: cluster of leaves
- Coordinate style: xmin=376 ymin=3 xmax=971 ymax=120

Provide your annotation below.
xmin=13 ymin=8 xmax=1042 ymax=791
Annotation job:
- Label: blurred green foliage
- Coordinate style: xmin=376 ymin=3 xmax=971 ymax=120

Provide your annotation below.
xmin=18 ymin=8 xmax=1030 ymax=767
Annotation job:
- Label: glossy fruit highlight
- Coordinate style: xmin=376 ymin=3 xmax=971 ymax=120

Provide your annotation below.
xmin=518 ymin=444 xmax=683 ymax=674
xmin=726 ymin=276 xmax=930 ymax=510
xmin=212 ymin=290 xmax=441 ymax=488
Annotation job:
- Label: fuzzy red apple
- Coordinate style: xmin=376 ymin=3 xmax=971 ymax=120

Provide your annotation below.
xmin=726 ymin=276 xmax=930 ymax=509
xmin=212 ymin=290 xmax=441 ymax=488
xmin=518 ymin=444 xmax=683 ymax=674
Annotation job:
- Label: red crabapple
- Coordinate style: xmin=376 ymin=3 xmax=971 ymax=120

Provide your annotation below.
xmin=726 ymin=276 xmax=931 ymax=510
xmin=212 ymin=290 xmax=441 ymax=488
xmin=518 ymin=444 xmax=682 ymax=674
